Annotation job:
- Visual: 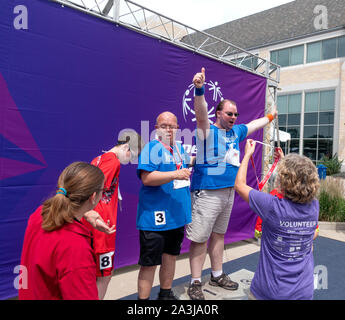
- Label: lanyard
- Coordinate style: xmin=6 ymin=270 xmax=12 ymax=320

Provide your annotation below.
xmin=250 ymin=156 xmax=261 ymax=189
xmin=156 ymin=140 xmax=183 ymax=170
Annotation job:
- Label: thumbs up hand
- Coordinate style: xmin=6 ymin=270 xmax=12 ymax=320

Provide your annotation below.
xmin=193 ymin=67 xmax=206 ymax=88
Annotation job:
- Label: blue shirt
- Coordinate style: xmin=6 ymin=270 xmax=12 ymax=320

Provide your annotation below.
xmin=191 ymin=124 xmax=248 ymax=190
xmin=249 ymin=189 xmax=319 ymax=300
xmin=136 ymin=140 xmax=192 ymax=231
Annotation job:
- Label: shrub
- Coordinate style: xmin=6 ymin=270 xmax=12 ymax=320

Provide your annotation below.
xmin=317 ymin=178 xmax=345 ymax=222
xmin=319 ymin=153 xmax=344 ymax=176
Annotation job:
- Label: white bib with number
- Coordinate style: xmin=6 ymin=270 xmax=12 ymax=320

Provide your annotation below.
xmin=154 ymin=211 xmax=166 ymax=226
xmin=173 ymin=178 xmax=190 ymax=189
xmin=99 ymin=251 xmax=114 ymax=270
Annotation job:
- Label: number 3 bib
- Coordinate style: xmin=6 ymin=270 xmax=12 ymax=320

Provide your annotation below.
xmin=154 ymin=211 xmax=166 ymax=226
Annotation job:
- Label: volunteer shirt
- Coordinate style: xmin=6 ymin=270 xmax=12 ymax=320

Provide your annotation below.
xmin=136 ymin=140 xmax=192 ymax=231
xmin=255 ymin=189 xmax=284 ymax=234
xmin=191 ymin=124 xmax=248 ymax=191
xmin=19 ymin=206 xmax=98 ymax=300
xmin=249 ymin=189 xmax=319 ymax=300
xmin=82 ymin=152 xmax=120 ymax=253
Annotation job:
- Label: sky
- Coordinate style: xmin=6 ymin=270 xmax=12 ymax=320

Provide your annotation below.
xmin=132 ymin=0 xmax=295 ymax=30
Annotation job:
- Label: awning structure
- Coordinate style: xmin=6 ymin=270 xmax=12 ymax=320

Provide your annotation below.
xmin=270 ymin=127 xmax=291 ymax=143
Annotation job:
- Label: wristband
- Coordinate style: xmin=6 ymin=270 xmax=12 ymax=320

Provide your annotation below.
xmin=266 ymin=113 xmax=274 ymax=123
xmin=195 ymin=85 xmax=205 ymax=96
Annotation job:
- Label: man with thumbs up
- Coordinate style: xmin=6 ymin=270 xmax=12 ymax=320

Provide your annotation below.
xmin=186 ymin=67 xmax=277 ymax=300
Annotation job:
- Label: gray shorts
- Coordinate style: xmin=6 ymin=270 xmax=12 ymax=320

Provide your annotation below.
xmin=186 ymin=187 xmax=235 ymax=243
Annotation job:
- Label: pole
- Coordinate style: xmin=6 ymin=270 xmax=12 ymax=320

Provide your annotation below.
xmin=273 ymin=86 xmax=280 ymax=149
xmin=113 ymin=0 xmax=120 ymax=22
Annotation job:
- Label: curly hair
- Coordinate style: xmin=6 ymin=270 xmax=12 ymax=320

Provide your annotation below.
xmin=276 ymin=153 xmax=320 ymax=204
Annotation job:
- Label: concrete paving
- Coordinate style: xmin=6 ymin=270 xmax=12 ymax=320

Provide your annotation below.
xmin=104 ymin=238 xmax=260 ymax=300
xmin=104 ymin=227 xmax=345 ymax=300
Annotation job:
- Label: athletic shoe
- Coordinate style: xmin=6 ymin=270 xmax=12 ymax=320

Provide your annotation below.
xmin=209 ymin=273 xmax=239 ymax=290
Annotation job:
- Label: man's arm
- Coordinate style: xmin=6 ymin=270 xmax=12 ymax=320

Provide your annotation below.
xmin=193 ymin=67 xmax=210 ymax=140
xmin=246 ymin=105 xmax=278 ymax=137
xmin=141 ymin=169 xmax=191 ymax=187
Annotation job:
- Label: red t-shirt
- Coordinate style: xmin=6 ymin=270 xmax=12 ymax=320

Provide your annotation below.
xmin=19 ymin=206 xmax=98 ymax=300
xmin=83 ymin=152 xmax=120 ymax=253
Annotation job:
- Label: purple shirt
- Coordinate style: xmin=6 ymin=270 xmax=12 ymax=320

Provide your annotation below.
xmin=249 ymin=189 xmax=319 ymax=300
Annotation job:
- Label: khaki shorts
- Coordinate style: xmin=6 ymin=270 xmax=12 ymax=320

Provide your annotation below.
xmin=186 ymin=187 xmax=235 ymax=243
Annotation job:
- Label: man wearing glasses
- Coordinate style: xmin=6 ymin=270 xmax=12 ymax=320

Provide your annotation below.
xmin=136 ymin=111 xmax=193 ymax=300
xmin=186 ymin=68 xmax=277 ymax=300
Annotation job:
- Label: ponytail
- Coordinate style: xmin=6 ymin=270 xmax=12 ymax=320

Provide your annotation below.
xmin=41 ymin=162 xmax=104 ymax=231
xmin=41 ymin=193 xmax=74 ymax=231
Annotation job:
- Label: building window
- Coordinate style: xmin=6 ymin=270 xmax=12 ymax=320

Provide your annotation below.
xmin=277 ymin=90 xmax=335 ymax=163
xmin=303 ymin=90 xmax=335 ymax=162
xmin=307 ymin=42 xmax=321 ymax=63
xmin=271 ymin=45 xmax=304 ymax=67
xmin=322 ymin=38 xmax=337 ymax=60
xmin=338 ymin=36 xmax=345 ymax=57
xmin=272 ymin=36 xmax=345 ymax=68
xmin=306 ymin=36 xmax=345 ymax=63
xmin=277 ymin=93 xmax=302 ymax=154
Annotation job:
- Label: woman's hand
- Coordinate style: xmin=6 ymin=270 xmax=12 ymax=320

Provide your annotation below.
xmin=84 ymin=210 xmax=116 ymax=234
xmin=274 ymin=147 xmax=284 ymax=160
xmin=244 ymin=139 xmax=256 ymax=157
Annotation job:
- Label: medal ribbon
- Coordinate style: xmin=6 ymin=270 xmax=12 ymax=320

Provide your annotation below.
xmin=251 ymin=147 xmax=280 ymax=191
xmin=156 ymin=140 xmax=183 ymax=170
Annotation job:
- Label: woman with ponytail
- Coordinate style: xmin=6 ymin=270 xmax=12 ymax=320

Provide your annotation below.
xmin=19 ymin=162 xmax=115 ymax=300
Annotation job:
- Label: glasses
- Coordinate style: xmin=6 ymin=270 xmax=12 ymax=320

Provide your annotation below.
xmin=225 ymin=112 xmax=239 ymax=117
xmin=158 ymin=124 xmax=178 ymax=130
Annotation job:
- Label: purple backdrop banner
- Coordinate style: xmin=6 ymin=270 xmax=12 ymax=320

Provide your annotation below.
xmin=0 ymin=0 xmax=266 ymax=299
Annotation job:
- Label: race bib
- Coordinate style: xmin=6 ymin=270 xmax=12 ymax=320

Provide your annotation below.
xmin=154 ymin=211 xmax=166 ymax=226
xmin=99 ymin=251 xmax=114 ymax=270
xmin=173 ymin=179 xmax=190 ymax=189
xmin=224 ymin=144 xmax=240 ymax=167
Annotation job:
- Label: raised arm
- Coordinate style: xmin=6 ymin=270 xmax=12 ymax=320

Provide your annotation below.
xmin=246 ymin=105 xmax=278 ymax=137
xmin=193 ymin=67 xmax=210 ymax=139
xmin=234 ymin=139 xmax=256 ymax=203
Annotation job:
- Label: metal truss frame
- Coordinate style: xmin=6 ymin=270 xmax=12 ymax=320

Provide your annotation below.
xmin=262 ymin=83 xmax=282 ymax=191
xmin=50 ymin=0 xmax=280 ymax=86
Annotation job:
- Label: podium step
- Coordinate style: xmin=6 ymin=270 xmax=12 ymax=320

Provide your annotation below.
xmin=173 ymin=269 xmax=254 ymax=300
